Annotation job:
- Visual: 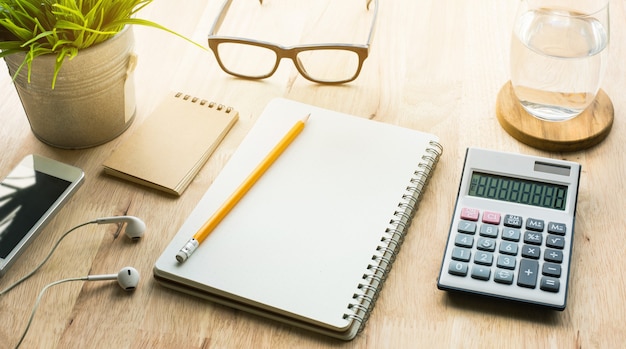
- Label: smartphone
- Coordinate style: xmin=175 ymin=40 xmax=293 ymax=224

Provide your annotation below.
xmin=0 ymin=154 xmax=84 ymax=277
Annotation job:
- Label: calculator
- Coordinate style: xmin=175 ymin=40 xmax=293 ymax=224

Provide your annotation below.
xmin=437 ymin=148 xmax=581 ymax=310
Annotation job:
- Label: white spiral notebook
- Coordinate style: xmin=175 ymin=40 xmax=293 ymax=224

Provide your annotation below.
xmin=153 ymin=98 xmax=442 ymax=340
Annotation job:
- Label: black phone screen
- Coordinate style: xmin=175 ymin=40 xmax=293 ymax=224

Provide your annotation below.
xmin=0 ymin=169 xmax=71 ymax=258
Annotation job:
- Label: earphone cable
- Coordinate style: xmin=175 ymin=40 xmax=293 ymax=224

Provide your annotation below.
xmin=0 ymin=220 xmax=96 ymax=296
xmin=14 ymin=276 xmax=86 ymax=349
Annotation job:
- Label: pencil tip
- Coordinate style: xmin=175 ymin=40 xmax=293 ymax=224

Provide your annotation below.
xmin=303 ymin=114 xmax=311 ymax=123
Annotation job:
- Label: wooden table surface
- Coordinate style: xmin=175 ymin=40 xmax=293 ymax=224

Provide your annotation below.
xmin=1 ymin=0 xmax=625 ymax=348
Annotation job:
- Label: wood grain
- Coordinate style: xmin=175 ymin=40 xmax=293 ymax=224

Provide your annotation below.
xmin=0 ymin=0 xmax=625 ymax=348
xmin=496 ymin=81 xmax=614 ymax=152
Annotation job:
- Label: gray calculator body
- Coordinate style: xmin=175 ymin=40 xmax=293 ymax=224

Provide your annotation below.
xmin=437 ymin=148 xmax=581 ymax=310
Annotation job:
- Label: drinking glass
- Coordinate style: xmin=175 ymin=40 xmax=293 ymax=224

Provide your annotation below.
xmin=510 ymin=0 xmax=609 ymax=122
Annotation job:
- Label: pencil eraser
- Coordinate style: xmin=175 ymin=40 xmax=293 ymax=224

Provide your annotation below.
xmin=176 ymin=252 xmax=188 ymax=263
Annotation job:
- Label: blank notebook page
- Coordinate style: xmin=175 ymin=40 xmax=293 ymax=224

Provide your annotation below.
xmin=154 ymin=98 xmax=437 ymax=330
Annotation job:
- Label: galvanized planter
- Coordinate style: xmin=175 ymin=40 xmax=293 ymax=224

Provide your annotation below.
xmin=4 ymin=27 xmax=137 ymax=149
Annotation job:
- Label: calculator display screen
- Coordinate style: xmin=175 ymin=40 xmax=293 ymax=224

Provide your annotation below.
xmin=468 ymin=172 xmax=568 ymax=210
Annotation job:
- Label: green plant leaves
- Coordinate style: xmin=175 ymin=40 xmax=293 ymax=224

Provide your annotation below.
xmin=0 ymin=0 xmax=205 ymax=88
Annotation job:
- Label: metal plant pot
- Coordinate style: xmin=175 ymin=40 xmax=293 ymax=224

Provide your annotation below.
xmin=4 ymin=27 xmax=137 ymax=149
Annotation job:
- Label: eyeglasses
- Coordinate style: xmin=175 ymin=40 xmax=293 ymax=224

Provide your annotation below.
xmin=208 ymin=0 xmax=378 ymax=84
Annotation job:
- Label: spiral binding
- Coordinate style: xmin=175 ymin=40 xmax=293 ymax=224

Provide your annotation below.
xmin=343 ymin=140 xmax=443 ymax=332
xmin=174 ymin=91 xmax=234 ymax=113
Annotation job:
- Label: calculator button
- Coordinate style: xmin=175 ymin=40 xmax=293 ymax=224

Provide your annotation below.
xmin=496 ymin=255 xmax=516 ymax=270
xmin=477 ymin=237 xmax=496 ymax=252
xmin=499 ymin=241 xmax=518 ymax=256
xmin=474 ymin=251 xmax=493 ymax=266
xmin=451 ymin=247 xmax=472 ymax=262
xmin=504 ymin=214 xmax=523 ymax=228
xmin=518 ymin=259 xmax=539 ymax=288
xmin=460 ymin=208 xmax=480 ymax=221
xmin=521 ymin=245 xmax=541 ymax=259
xmin=455 ymin=234 xmax=474 ymax=248
xmin=479 ymin=224 xmax=499 ymax=238
xmin=449 ymin=261 xmax=469 ymax=276
xmin=482 ymin=211 xmax=501 ymax=225
xmin=545 ymin=249 xmax=564 ymax=263
xmin=458 ymin=221 xmax=477 ymax=234
xmin=546 ymin=235 xmax=565 ymax=249
xmin=542 ymin=262 xmax=562 ymax=277
xmin=547 ymin=222 xmax=567 ymax=236
xmin=471 ymin=265 xmax=491 ymax=281
xmin=502 ymin=228 xmax=521 ymax=242
xmin=540 ymin=277 xmax=560 ymax=292
xmin=524 ymin=231 xmax=543 ymax=245
xmin=494 ymin=269 xmax=514 ymax=284
xmin=526 ymin=218 xmax=545 ymax=232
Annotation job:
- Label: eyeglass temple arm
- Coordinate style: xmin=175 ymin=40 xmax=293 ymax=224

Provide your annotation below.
xmin=211 ymin=0 xmax=377 ymax=45
xmin=365 ymin=0 xmax=379 ymax=46
xmin=208 ymin=0 xmax=234 ymax=35
xmin=211 ymin=0 xmax=265 ymax=35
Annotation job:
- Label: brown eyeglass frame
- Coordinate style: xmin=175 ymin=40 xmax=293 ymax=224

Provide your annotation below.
xmin=208 ymin=0 xmax=378 ymax=84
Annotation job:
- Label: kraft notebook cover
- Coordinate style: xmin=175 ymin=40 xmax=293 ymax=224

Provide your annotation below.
xmin=153 ymin=98 xmax=442 ymax=340
xmin=103 ymin=92 xmax=238 ymax=196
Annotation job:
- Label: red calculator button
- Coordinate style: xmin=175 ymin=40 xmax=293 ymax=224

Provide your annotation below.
xmin=482 ymin=211 xmax=501 ymax=225
xmin=460 ymin=208 xmax=480 ymax=221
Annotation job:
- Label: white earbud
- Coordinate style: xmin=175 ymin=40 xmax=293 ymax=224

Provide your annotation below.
xmin=14 ymin=267 xmax=141 ymax=347
xmin=86 ymin=266 xmax=140 ymax=291
xmin=95 ymin=216 xmax=146 ymax=240
xmin=0 ymin=216 xmax=146 ymax=297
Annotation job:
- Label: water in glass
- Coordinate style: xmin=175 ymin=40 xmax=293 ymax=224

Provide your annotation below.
xmin=510 ymin=4 xmax=609 ymax=121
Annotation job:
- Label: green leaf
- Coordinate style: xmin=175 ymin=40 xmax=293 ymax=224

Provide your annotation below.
xmin=0 ymin=0 xmax=205 ymax=88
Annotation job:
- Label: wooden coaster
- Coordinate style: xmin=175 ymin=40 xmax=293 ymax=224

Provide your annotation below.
xmin=495 ymin=81 xmax=613 ymax=152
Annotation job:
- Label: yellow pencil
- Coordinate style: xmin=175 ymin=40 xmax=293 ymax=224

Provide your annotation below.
xmin=176 ymin=114 xmax=310 ymax=263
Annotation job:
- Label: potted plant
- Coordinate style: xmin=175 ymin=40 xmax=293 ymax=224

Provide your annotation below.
xmin=0 ymin=0 xmax=201 ymax=149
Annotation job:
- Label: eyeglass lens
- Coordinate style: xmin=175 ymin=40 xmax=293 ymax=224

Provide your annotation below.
xmin=296 ymin=49 xmax=361 ymax=83
xmin=217 ymin=43 xmax=278 ymax=78
xmin=215 ymin=43 xmax=362 ymax=83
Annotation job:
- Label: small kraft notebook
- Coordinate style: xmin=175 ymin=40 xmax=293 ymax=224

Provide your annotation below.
xmin=153 ymin=98 xmax=442 ymax=340
xmin=103 ymin=92 xmax=238 ymax=196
